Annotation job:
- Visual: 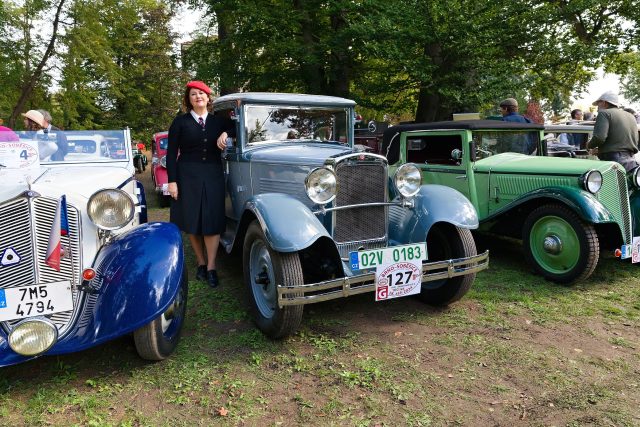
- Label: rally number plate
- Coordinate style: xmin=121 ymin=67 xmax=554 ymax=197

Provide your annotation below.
xmin=0 ymin=281 xmax=73 ymax=322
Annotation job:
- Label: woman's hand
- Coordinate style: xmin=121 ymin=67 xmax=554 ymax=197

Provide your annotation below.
xmin=217 ymin=132 xmax=229 ymax=150
xmin=168 ymin=182 xmax=178 ymax=200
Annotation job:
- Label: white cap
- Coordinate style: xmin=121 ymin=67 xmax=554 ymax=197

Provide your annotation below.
xmin=592 ymin=91 xmax=620 ymax=107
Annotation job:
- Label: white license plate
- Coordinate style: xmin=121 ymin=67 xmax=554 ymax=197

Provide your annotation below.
xmin=349 ymin=243 xmax=427 ymax=271
xmin=0 ymin=281 xmax=73 ymax=322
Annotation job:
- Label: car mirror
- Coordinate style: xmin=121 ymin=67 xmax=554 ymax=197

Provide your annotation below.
xmin=469 ymin=141 xmax=477 ymax=161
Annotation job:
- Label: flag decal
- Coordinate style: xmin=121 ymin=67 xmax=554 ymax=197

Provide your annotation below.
xmin=45 ymin=196 xmax=69 ymax=271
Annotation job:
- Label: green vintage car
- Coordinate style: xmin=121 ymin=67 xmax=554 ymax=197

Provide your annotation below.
xmin=383 ymin=120 xmax=640 ymax=284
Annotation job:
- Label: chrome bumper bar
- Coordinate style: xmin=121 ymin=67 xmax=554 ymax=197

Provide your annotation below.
xmin=277 ymin=250 xmax=489 ymax=307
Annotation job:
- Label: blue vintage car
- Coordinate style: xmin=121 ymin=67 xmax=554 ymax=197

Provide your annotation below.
xmin=0 ymin=129 xmax=187 ymax=367
xmin=213 ymin=93 xmax=489 ymax=338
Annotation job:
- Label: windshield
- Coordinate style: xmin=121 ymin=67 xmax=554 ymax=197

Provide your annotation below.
xmin=244 ymin=105 xmax=349 ymax=145
xmin=473 ymin=130 xmax=540 ymax=159
xmin=3 ymin=130 xmax=130 ymax=166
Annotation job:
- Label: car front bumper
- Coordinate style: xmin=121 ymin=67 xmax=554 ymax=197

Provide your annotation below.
xmin=277 ymin=250 xmax=489 ymax=306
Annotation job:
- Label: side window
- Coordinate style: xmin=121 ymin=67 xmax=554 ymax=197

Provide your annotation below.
xmin=406 ymin=134 xmax=463 ymax=166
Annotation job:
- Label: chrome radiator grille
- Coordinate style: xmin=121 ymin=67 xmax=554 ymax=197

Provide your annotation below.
xmin=0 ymin=194 xmax=82 ymax=334
xmin=333 ymin=160 xmax=387 ymax=257
xmin=596 ymin=167 xmax=632 ymax=243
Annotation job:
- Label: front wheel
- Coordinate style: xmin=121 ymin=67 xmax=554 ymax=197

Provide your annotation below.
xmin=523 ymin=204 xmax=599 ymax=284
xmin=243 ymin=221 xmax=303 ymax=338
xmin=133 ymin=269 xmax=188 ymax=360
xmin=416 ymin=223 xmax=477 ymax=306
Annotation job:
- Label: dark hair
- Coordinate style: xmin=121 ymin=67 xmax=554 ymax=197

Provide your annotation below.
xmin=570 ymin=109 xmax=582 ymax=119
xmin=24 ymin=118 xmax=42 ymax=131
xmin=624 ymin=107 xmax=637 ymax=115
xmin=182 ymin=86 xmax=212 ymax=112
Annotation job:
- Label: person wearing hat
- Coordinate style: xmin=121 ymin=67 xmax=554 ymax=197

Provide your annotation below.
xmin=37 ymin=109 xmax=69 ymax=161
xmin=498 ymin=97 xmax=535 ymax=153
xmin=587 ymin=91 xmax=639 ymax=172
xmin=166 ymin=80 xmax=235 ymax=288
xmin=22 ymin=109 xmax=46 ymax=131
xmin=21 ymin=109 xmax=58 ymax=160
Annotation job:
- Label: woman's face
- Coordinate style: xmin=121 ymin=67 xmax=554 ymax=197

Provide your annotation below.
xmin=189 ymin=88 xmax=209 ymax=110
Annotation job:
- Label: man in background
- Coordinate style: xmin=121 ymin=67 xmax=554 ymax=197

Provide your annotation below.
xmin=38 ymin=109 xmax=68 ymax=161
xmin=587 ymin=91 xmax=639 ymax=172
xmin=498 ymin=98 xmax=535 ymax=154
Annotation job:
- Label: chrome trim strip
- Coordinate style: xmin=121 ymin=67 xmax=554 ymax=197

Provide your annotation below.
xmin=277 ymin=250 xmax=489 ymax=306
xmin=313 ymin=201 xmax=407 ymax=214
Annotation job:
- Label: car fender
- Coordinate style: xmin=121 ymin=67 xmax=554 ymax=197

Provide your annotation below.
xmin=0 ymin=222 xmax=185 ymax=367
xmin=153 ymin=166 xmax=168 ymax=191
xmin=388 ymin=185 xmax=479 ymax=245
xmin=486 ymin=186 xmax=616 ymax=223
xmin=630 ymin=190 xmax=640 ymax=236
xmin=243 ymin=193 xmax=330 ymax=252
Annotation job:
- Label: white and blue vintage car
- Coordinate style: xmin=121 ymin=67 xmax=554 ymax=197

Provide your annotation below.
xmin=214 ymin=93 xmax=489 ymax=338
xmin=0 ymin=129 xmax=187 ymax=367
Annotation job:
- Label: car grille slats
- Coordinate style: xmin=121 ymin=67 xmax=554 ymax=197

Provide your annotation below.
xmin=0 ymin=195 xmax=82 ymax=335
xmin=597 ymin=167 xmax=632 ymax=243
xmin=333 ymin=160 xmax=387 ymax=258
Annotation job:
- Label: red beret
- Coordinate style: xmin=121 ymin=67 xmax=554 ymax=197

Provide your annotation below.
xmin=186 ymin=80 xmax=212 ymax=95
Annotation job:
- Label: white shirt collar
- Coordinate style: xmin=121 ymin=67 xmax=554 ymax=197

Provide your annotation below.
xmin=190 ymin=110 xmax=208 ymax=123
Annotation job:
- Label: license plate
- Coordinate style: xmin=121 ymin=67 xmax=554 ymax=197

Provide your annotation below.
xmin=349 ymin=243 xmax=427 ymax=271
xmin=0 ymin=281 xmax=73 ymax=322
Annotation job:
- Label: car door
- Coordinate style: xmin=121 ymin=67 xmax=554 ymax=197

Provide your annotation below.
xmin=405 ymin=131 xmax=472 ymax=199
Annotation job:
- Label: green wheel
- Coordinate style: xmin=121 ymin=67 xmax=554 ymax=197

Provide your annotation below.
xmin=523 ymin=204 xmax=599 ymax=284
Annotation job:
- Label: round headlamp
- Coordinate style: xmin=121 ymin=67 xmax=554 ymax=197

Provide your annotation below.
xmin=305 ymin=167 xmax=337 ymax=204
xmin=9 ymin=318 xmax=58 ymax=356
xmin=87 ymin=189 xmax=135 ymax=230
xmin=632 ymin=166 xmax=640 ymax=189
xmin=394 ymin=163 xmax=422 ymax=198
xmin=580 ymin=170 xmax=602 ymax=194
xmin=160 ymin=155 xmax=167 ymax=168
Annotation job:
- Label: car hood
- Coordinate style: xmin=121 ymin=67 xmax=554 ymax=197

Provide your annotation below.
xmin=245 ymin=143 xmax=353 ymax=166
xmin=0 ymin=165 xmax=133 ymax=202
xmin=474 ymin=153 xmax=616 ymax=175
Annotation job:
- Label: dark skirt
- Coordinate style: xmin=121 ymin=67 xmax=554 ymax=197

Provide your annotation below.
xmin=170 ymin=161 xmax=225 ymax=235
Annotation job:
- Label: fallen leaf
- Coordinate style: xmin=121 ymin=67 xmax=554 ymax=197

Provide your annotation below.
xmin=573 ymin=348 xmax=583 ymax=353
xmin=394 ymin=331 xmax=403 ymax=337
xmin=218 ymin=407 xmax=228 ymax=417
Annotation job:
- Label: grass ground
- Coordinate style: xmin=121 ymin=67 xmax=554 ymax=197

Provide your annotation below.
xmin=1 ymin=163 xmax=639 ymax=426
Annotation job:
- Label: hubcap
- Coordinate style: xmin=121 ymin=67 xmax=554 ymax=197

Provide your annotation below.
xmin=161 ymin=286 xmax=184 ymax=334
xmin=249 ymin=240 xmax=276 ymax=319
xmin=542 ymin=235 xmax=563 ymax=255
xmin=530 ymin=215 xmax=580 ymax=274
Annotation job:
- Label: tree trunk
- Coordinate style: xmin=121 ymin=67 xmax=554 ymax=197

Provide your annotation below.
xmin=9 ymin=0 xmax=67 ymax=128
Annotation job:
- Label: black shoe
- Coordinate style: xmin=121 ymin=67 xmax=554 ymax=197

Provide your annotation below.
xmin=207 ymin=270 xmax=220 ymax=288
xmin=196 ymin=265 xmax=207 ymax=281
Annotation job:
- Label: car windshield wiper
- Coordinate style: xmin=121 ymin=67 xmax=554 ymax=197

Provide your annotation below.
xmin=0 ymin=163 xmax=6 ymax=168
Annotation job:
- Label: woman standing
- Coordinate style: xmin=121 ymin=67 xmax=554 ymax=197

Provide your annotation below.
xmin=166 ymin=81 xmax=235 ymax=288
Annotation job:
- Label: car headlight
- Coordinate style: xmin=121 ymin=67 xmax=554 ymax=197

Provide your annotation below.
xmin=394 ymin=163 xmax=422 ymax=198
xmin=87 ymin=189 xmax=135 ymax=230
xmin=160 ymin=155 xmax=167 ymax=168
xmin=305 ymin=167 xmax=337 ymax=204
xmin=9 ymin=318 xmax=58 ymax=356
xmin=632 ymin=166 xmax=640 ymax=188
xmin=580 ymin=170 xmax=602 ymax=194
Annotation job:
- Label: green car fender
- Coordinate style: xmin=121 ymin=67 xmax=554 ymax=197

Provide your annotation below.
xmin=629 ymin=190 xmax=640 ymax=236
xmin=487 ymin=186 xmax=617 ymax=224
